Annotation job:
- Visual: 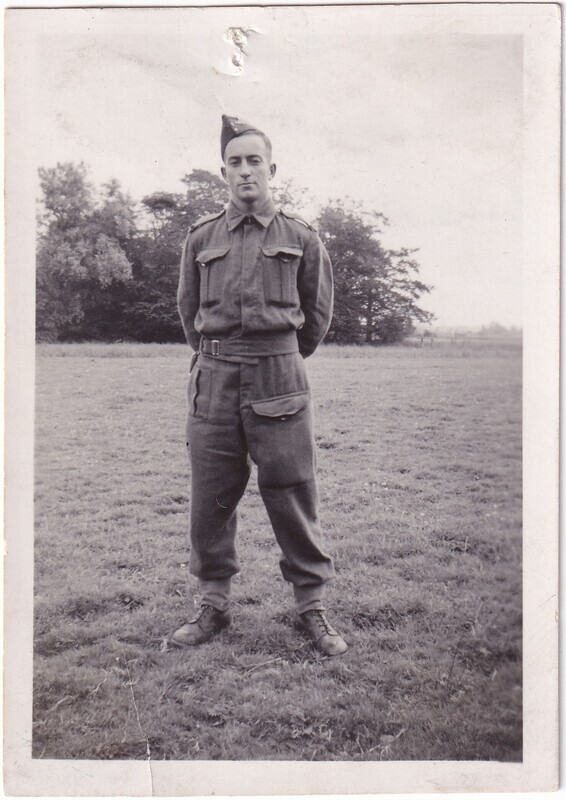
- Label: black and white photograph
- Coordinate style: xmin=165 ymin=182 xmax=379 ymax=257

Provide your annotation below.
xmin=4 ymin=3 xmax=559 ymax=795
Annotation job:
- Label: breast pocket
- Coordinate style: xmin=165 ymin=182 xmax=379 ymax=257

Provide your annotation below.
xmin=261 ymin=245 xmax=303 ymax=307
xmin=196 ymin=245 xmax=230 ymax=307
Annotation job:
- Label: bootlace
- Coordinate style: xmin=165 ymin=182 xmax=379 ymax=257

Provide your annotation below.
xmin=309 ymin=610 xmax=332 ymax=636
xmin=191 ymin=604 xmax=215 ymax=623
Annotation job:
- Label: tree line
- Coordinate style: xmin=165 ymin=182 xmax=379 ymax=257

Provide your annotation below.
xmin=36 ymin=162 xmax=433 ymax=344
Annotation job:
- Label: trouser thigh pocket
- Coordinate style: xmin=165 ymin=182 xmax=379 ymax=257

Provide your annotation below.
xmin=249 ymin=391 xmax=314 ymax=485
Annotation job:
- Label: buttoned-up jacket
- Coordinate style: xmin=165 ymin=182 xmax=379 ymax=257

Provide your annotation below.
xmin=177 ymin=199 xmax=333 ymax=358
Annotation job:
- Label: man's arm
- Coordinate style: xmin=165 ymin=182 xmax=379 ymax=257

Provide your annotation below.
xmin=296 ymin=232 xmax=334 ymax=358
xmin=177 ymin=233 xmax=201 ymax=352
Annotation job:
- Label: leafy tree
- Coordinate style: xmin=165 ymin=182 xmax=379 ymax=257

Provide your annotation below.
xmin=364 ymin=246 xmax=433 ymax=343
xmin=38 ymin=161 xmax=94 ymax=230
xmin=36 ymin=164 xmax=135 ymax=341
xmin=271 ymin=179 xmax=310 ymax=214
xmin=94 ymin=179 xmax=138 ymax=246
xmin=318 ymin=201 xmax=433 ymax=344
xmin=180 ymin=169 xmax=228 ymax=223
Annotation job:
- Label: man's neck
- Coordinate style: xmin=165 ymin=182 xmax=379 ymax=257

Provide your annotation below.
xmin=230 ymin=195 xmax=272 ymax=216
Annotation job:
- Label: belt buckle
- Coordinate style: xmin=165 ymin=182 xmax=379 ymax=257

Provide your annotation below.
xmin=211 ymin=339 xmax=220 ymax=357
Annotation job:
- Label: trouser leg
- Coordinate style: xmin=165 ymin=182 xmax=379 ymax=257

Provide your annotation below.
xmin=242 ymin=355 xmax=335 ymax=606
xmin=186 ymin=358 xmax=250 ymax=582
xmin=257 ymin=475 xmax=334 ymax=589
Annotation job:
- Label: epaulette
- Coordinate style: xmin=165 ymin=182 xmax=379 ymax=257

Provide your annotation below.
xmin=189 ymin=208 xmax=226 ymax=233
xmin=280 ymin=208 xmax=317 ymax=232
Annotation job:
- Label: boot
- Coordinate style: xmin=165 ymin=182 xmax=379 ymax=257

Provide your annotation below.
xmin=298 ymin=609 xmax=348 ymax=656
xmin=171 ymin=604 xmax=231 ymax=646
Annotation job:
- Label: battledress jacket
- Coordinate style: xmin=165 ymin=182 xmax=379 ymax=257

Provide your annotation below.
xmin=177 ymin=200 xmax=334 ymax=358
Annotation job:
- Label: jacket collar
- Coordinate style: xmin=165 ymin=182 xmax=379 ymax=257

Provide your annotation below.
xmin=226 ymin=198 xmax=277 ymax=231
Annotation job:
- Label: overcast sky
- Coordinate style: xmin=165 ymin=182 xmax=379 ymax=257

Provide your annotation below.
xmin=32 ymin=6 xmax=524 ymax=328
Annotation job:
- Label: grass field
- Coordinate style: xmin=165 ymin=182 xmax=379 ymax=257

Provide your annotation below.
xmin=33 ymin=341 xmax=522 ymax=761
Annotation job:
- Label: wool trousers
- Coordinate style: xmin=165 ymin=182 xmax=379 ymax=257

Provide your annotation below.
xmin=185 ymin=351 xmax=335 ymax=612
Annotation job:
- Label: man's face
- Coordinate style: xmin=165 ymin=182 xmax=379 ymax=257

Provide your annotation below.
xmin=222 ymin=134 xmax=276 ymax=207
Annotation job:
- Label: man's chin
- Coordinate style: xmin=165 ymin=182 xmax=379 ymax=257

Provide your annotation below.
xmin=238 ymin=187 xmax=258 ymax=200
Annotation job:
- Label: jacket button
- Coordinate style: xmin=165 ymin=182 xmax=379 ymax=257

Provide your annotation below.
xmin=280 ymin=416 xmax=287 ymax=421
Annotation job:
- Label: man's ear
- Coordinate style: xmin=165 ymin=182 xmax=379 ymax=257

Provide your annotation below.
xmin=269 ymin=163 xmax=277 ymax=180
xmin=221 ymin=165 xmax=227 ymax=181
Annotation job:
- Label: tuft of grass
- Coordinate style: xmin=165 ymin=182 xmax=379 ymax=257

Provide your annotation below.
xmin=33 ymin=342 xmax=522 ymax=761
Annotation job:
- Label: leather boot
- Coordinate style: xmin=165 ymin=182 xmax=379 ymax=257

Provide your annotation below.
xmin=298 ymin=609 xmax=348 ymax=656
xmin=171 ymin=604 xmax=231 ymax=646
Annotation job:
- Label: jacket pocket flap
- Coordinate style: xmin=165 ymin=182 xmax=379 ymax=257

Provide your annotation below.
xmin=251 ymin=392 xmax=308 ymax=418
xmin=262 ymin=245 xmax=304 ymax=259
xmin=196 ymin=245 xmax=230 ymax=265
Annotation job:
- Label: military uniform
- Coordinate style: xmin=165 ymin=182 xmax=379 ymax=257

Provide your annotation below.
xmin=178 ymin=197 xmax=336 ymax=610
xmin=173 ymin=115 xmax=347 ymax=655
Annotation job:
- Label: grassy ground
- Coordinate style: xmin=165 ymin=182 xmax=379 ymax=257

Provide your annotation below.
xmin=33 ymin=341 xmax=522 ymax=761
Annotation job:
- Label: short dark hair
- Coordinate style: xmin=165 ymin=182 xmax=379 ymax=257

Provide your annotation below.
xmin=222 ymin=130 xmax=272 ymax=163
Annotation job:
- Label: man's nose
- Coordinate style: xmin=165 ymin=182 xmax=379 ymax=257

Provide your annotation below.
xmin=239 ymin=161 xmax=251 ymax=176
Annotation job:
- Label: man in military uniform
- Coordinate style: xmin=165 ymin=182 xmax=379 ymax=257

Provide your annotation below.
xmin=173 ymin=115 xmax=347 ymax=656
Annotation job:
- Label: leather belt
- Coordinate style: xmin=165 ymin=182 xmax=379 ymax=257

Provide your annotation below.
xmin=200 ymin=331 xmax=299 ymax=358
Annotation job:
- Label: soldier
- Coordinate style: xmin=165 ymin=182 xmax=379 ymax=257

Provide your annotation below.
xmin=173 ymin=115 xmax=347 ymax=656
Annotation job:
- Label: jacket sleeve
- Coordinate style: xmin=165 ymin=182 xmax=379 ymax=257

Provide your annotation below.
xmin=296 ymin=231 xmax=334 ymax=358
xmin=177 ymin=233 xmax=201 ymax=352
